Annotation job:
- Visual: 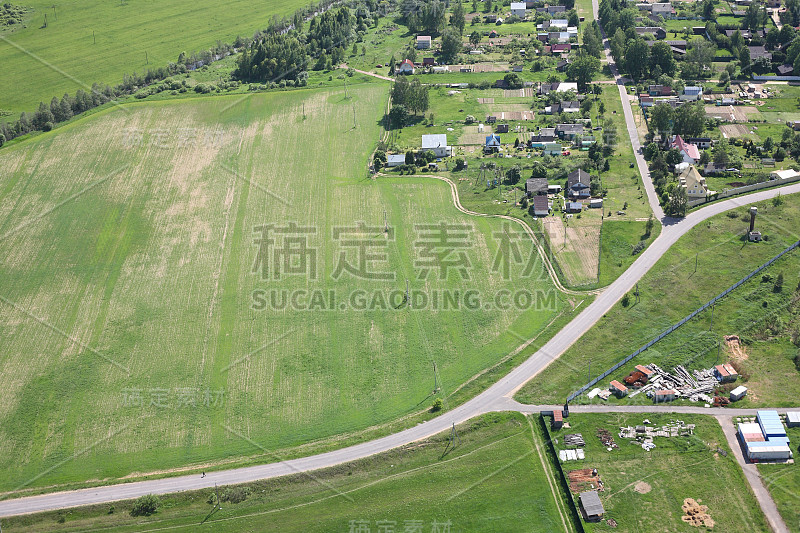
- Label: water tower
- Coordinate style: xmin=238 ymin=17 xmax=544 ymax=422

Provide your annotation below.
xmin=748 ymin=207 xmax=762 ymax=242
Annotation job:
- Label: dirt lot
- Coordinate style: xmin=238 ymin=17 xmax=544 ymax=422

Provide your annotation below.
xmin=567 ymin=468 xmax=604 ymax=493
xmin=477 ymin=97 xmax=494 ymax=104
xmin=451 ymin=62 xmax=508 ymax=72
xmin=504 ymin=87 xmax=536 ymax=98
xmin=706 ymin=105 xmax=760 ymax=122
xmin=543 ymin=214 xmax=601 ymax=286
xmin=719 ymin=124 xmax=754 ymax=138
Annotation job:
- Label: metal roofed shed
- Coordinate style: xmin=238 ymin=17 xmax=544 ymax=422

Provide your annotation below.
xmin=730 ymin=385 xmax=747 ymax=402
xmin=579 ymin=490 xmax=605 ymax=521
xmin=787 ymin=412 xmax=800 ymax=427
xmin=758 ymin=410 xmax=786 ymax=438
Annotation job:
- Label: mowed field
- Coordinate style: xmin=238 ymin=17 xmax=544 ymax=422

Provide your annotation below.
xmin=0 ymin=84 xmax=565 ymax=492
xmin=0 ymin=0 xmax=311 ymax=117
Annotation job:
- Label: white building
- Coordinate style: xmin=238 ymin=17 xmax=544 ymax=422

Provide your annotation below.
xmin=681 ymin=86 xmax=703 ymax=101
xmin=397 ymin=59 xmax=414 ymax=74
xmin=387 ymin=154 xmax=406 ymax=167
xmin=510 ymin=2 xmax=527 ymax=17
xmin=421 ymin=134 xmax=452 ymax=158
xmin=416 ymin=35 xmax=432 ymax=49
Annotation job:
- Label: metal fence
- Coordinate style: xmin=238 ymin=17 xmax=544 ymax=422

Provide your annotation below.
xmin=565 ymin=238 xmax=800 ymax=403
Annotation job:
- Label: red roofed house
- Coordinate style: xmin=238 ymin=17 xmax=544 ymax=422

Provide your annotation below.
xmin=397 ymin=59 xmax=415 ymax=74
xmin=653 ymin=389 xmax=677 ymax=403
xmin=670 ymin=135 xmax=701 ymax=164
xmin=635 ymin=365 xmax=654 ymax=382
xmin=714 ymin=363 xmax=739 ymax=383
xmin=610 ymin=380 xmax=628 ymax=397
xmin=552 ymin=43 xmax=572 ymax=54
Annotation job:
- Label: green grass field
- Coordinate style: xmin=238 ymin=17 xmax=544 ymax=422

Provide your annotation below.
xmin=546 ymin=413 xmax=770 ymax=532
xmin=0 ymin=83 xmax=571 ymax=493
xmin=1 ymin=413 xmax=576 ymax=532
xmin=516 ymin=192 xmax=800 ymax=405
xmin=0 ymin=0 xmax=313 ymax=117
xmin=760 ymin=424 xmax=800 ymax=533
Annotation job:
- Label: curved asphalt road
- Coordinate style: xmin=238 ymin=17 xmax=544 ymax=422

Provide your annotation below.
xmin=2 ymin=181 xmax=799 ymax=518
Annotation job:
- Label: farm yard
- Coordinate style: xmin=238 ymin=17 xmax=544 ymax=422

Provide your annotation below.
xmin=544 ymin=413 xmax=770 ymax=532
xmin=0 ymin=0 xmax=317 ymax=119
xmin=0 ymin=84 xmax=569 ymax=493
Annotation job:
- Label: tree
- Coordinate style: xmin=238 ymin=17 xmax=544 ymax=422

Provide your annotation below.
xmin=440 ymin=30 xmax=462 ymax=63
xmin=503 ymin=73 xmax=523 ymax=89
xmin=131 ymin=495 xmax=161 ymax=517
xmin=505 ymin=165 xmax=522 ymax=184
xmin=739 ymin=46 xmax=752 ymax=74
xmin=566 ymin=54 xmax=600 ymax=93
xmin=645 ymin=214 xmax=654 ymax=237
xmin=33 ymin=101 xmax=54 ymax=130
xmin=774 ymin=146 xmax=787 ymax=161
xmin=389 ymin=105 xmax=409 ymax=128
xmin=649 ymin=41 xmax=677 ymax=77
xmin=469 ymin=30 xmax=481 ymax=46
xmin=373 ymin=150 xmax=387 ymax=169
xmin=431 ymin=397 xmax=443 ymax=412
xmin=743 ymin=0 xmax=768 ymax=31
xmin=583 ymin=23 xmax=603 ymax=58
xmin=649 ymin=103 xmax=674 ymax=141
xmin=405 ymin=150 xmax=415 ymax=165
xmin=531 ymin=161 xmax=547 ymax=179
xmin=667 ymin=185 xmax=688 ymax=217
xmin=610 ymin=28 xmax=626 ymax=61
xmin=774 ymin=272 xmax=784 ymax=293
xmin=0 ymin=133 xmax=5 ymax=148
xmin=451 ymin=0 xmax=466 ymax=34
xmin=764 ymin=136 xmax=774 ymax=152
xmin=684 ymin=39 xmax=716 ymax=78
xmin=673 ymin=102 xmax=706 ymax=138
xmin=624 ymin=39 xmax=650 ymax=81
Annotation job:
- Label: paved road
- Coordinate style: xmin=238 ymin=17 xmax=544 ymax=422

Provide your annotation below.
xmin=592 ymin=0 xmax=665 ymax=221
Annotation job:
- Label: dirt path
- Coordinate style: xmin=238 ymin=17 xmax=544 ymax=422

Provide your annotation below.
xmin=527 ymin=417 xmax=576 ymax=533
xmin=339 ymin=64 xmax=395 ymax=82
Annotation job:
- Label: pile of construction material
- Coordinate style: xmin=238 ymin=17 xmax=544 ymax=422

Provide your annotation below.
xmin=619 ymin=420 xmax=695 ymax=439
xmin=627 ymin=364 xmax=717 ymax=403
xmin=564 ymin=433 xmax=586 ymax=447
xmin=597 ymin=428 xmax=618 ymax=449
xmin=559 ymin=448 xmax=586 ymax=462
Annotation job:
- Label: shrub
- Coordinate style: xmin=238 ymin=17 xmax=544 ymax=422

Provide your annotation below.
xmin=430 ymin=398 xmax=443 ymax=412
xmin=130 ymin=494 xmax=161 ymax=517
xmin=222 ymin=487 xmax=249 ymax=504
xmin=621 ymin=293 xmax=631 ymax=307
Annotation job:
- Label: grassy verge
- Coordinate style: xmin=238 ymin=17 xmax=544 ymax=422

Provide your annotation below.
xmin=1 ymin=413 xmax=571 ymax=533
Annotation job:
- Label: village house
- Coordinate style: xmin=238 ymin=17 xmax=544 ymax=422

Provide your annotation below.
xmin=397 ymin=59 xmax=414 ymax=74
xmin=543 ymin=142 xmax=562 ymax=155
xmin=636 ymin=27 xmax=667 ymax=40
xmin=680 ymin=86 xmax=702 ymax=101
xmin=679 ymin=165 xmax=714 ymax=198
xmin=416 ymin=35 xmax=432 ymax=49
xmin=532 ymin=195 xmax=549 ymax=216
xmin=510 ymin=2 xmax=528 ymax=17
xmin=670 ymin=135 xmax=701 ymax=164
xmin=484 ymin=134 xmax=502 ymax=153
xmin=748 ymin=45 xmax=773 ymax=62
xmin=525 ymin=177 xmax=549 ymax=196
xmin=421 ymin=134 xmax=452 ymax=158
xmin=387 ymin=154 xmax=406 ymax=167
xmin=545 ymin=101 xmax=580 ymax=114
xmin=567 ymin=168 xmax=591 ymax=199
xmin=556 ymin=123 xmax=584 ymax=140
xmin=530 ymin=127 xmax=557 ymax=146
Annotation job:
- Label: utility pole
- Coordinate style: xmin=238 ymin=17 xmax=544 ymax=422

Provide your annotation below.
xmin=710 ymin=303 xmax=714 ymax=331
xmin=352 ymin=103 xmax=356 ymax=129
xmin=93 ymin=30 xmax=96 ymax=44
xmin=405 ymin=279 xmax=410 ymax=305
xmin=43 ymin=13 xmax=47 ymax=27
xmin=145 ymin=51 xmax=148 ymax=65
xmin=433 ymin=361 xmax=440 ymax=393
xmin=52 ymin=5 xmax=57 ymax=20
xmin=384 ymin=209 xmax=388 ymax=234
xmin=695 ymin=252 xmax=698 ymax=273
